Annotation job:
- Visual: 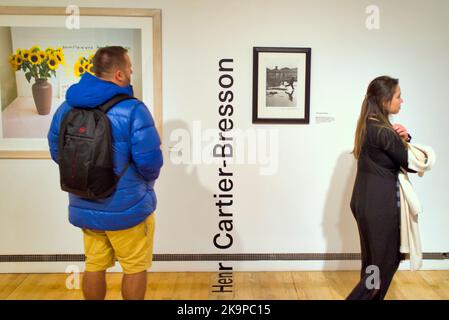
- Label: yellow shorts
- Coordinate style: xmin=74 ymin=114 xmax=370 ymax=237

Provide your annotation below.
xmin=82 ymin=213 xmax=155 ymax=274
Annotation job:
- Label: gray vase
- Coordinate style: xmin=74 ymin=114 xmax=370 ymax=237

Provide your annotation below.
xmin=32 ymin=78 xmax=52 ymax=115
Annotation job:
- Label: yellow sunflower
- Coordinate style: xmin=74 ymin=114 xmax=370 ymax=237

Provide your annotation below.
xmin=21 ymin=50 xmax=30 ymax=61
xmin=14 ymin=54 xmax=23 ymax=67
xmin=9 ymin=54 xmax=18 ymax=69
xmin=45 ymin=47 xmax=55 ymax=56
xmin=38 ymin=50 xmax=47 ymax=60
xmin=86 ymin=63 xmax=94 ymax=75
xmin=54 ymin=51 xmax=65 ymax=65
xmin=47 ymin=54 xmax=59 ymax=70
xmin=8 ymin=54 xmax=15 ymax=64
xmin=74 ymin=61 xmax=86 ymax=77
xmin=28 ymin=52 xmax=42 ymax=65
xmin=30 ymin=45 xmax=41 ymax=53
xmin=81 ymin=59 xmax=90 ymax=69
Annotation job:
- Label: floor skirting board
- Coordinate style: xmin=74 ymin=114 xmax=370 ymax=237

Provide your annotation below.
xmin=0 ymin=252 xmax=448 ymax=262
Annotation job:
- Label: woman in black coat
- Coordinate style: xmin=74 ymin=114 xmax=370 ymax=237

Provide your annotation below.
xmin=347 ymin=76 xmax=413 ymax=300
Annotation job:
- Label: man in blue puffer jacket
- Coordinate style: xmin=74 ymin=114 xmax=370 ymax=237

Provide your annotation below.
xmin=47 ymin=46 xmax=163 ymax=300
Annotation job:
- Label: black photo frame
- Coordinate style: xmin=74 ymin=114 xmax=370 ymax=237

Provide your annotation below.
xmin=252 ymin=47 xmax=311 ymax=124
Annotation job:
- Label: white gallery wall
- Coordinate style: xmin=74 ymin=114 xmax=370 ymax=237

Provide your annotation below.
xmin=0 ymin=0 xmax=448 ymax=272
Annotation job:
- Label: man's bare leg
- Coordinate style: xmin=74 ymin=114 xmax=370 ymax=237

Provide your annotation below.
xmin=122 ymin=271 xmax=147 ymax=300
xmin=82 ymin=271 xmax=106 ymax=300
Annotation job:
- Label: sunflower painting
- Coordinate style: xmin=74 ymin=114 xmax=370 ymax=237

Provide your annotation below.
xmin=8 ymin=46 xmax=65 ymax=116
xmin=0 ymin=25 xmax=141 ymax=144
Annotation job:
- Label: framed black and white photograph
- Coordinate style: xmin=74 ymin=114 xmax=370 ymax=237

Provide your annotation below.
xmin=252 ymin=47 xmax=311 ymax=124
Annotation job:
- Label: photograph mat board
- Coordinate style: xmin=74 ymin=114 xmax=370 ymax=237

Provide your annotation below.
xmin=257 ymin=52 xmax=306 ymax=119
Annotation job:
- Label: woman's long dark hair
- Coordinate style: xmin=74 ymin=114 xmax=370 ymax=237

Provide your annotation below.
xmin=352 ymin=76 xmax=406 ymax=159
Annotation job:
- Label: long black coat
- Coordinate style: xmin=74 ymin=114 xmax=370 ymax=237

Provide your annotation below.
xmin=350 ymin=119 xmax=410 ymax=218
xmin=348 ymin=118 xmax=413 ymax=299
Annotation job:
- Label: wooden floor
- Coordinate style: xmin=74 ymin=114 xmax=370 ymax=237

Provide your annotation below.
xmin=1 ymin=271 xmax=448 ymax=300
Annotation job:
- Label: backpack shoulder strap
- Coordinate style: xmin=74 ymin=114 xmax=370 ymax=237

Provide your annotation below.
xmin=98 ymin=93 xmax=135 ymax=113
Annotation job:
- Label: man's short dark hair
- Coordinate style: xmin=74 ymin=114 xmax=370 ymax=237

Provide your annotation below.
xmin=92 ymin=46 xmax=128 ymax=78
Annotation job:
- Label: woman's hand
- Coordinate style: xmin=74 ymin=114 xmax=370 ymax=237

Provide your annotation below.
xmin=393 ymin=123 xmax=410 ymax=141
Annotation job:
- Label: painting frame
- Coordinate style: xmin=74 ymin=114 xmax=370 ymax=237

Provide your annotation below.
xmin=252 ymin=46 xmax=311 ymax=124
xmin=0 ymin=6 xmax=162 ymax=159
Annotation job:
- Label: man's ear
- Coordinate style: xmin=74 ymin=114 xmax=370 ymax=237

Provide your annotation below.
xmin=114 ymin=69 xmax=122 ymax=81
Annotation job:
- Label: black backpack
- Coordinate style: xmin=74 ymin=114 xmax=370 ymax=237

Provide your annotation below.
xmin=58 ymin=94 xmax=134 ymax=200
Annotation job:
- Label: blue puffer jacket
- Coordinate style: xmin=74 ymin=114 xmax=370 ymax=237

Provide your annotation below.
xmin=47 ymin=73 xmax=163 ymax=231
